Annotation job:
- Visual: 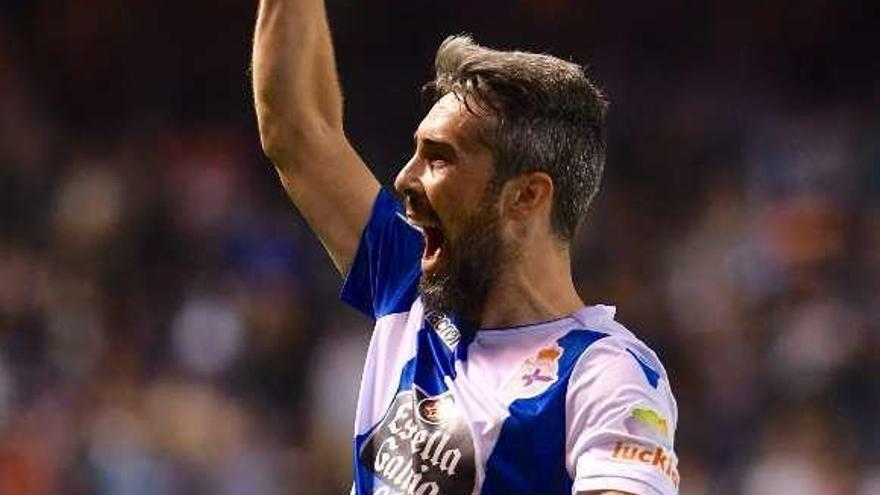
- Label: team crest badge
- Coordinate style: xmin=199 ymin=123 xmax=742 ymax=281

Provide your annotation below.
xmin=501 ymin=344 xmax=564 ymax=401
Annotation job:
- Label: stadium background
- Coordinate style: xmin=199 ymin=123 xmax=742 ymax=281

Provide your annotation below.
xmin=0 ymin=0 xmax=878 ymax=493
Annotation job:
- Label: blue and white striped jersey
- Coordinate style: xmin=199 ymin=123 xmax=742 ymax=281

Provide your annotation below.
xmin=342 ymin=190 xmax=679 ymax=495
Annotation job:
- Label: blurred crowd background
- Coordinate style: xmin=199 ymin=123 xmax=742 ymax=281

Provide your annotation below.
xmin=1 ymin=0 xmax=878 ymax=494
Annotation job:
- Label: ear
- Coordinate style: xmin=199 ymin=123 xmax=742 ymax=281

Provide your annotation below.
xmin=502 ymin=171 xmax=554 ymax=221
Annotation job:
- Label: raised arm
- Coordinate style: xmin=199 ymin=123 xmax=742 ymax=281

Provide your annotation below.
xmin=252 ymin=0 xmax=380 ymax=275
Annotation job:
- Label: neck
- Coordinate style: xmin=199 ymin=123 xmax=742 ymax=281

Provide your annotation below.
xmin=478 ymin=241 xmax=583 ymax=329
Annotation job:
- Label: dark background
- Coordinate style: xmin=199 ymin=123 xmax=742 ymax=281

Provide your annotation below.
xmin=1 ymin=1 xmax=879 ymax=494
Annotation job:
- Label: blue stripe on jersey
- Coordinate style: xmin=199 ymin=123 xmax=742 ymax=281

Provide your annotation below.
xmin=626 ymin=348 xmax=660 ymax=389
xmin=341 ymin=189 xmax=423 ymax=319
xmin=352 ymin=356 xmax=417 ymax=495
xmin=353 ymin=322 xmax=462 ymax=493
xmin=481 ymin=329 xmax=608 ymax=495
xmin=414 ymin=325 xmax=458 ymax=395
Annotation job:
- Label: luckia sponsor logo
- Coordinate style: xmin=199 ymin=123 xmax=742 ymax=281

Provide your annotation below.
xmin=610 ymin=441 xmax=680 ymax=487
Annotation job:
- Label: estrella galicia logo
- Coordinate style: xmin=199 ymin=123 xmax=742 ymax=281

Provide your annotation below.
xmin=359 ymin=387 xmax=476 ymax=494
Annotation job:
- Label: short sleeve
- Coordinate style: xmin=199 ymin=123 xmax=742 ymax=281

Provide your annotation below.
xmin=340 ymin=188 xmax=423 ymax=319
xmin=566 ymin=340 xmax=680 ymax=495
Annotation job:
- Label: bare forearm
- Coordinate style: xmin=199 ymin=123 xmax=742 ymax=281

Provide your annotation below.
xmin=250 ymin=0 xmax=380 ymax=275
xmin=252 ymin=0 xmax=343 ymax=162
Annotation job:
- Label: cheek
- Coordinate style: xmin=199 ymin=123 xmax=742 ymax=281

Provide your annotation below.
xmin=423 ymin=175 xmax=459 ymax=216
xmin=430 ymin=185 xmax=475 ymax=232
xmin=424 ymin=164 xmax=494 ymax=234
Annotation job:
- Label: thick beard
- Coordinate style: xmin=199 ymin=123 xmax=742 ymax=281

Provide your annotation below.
xmin=419 ymin=193 xmax=504 ymax=324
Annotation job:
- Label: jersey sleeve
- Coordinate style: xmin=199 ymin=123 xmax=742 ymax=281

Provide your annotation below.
xmin=566 ymin=339 xmax=680 ymax=495
xmin=340 ymin=188 xmax=423 ymax=319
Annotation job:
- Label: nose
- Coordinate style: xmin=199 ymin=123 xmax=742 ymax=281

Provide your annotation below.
xmin=394 ymin=155 xmax=424 ymax=199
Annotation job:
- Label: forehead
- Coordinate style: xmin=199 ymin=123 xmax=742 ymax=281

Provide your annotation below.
xmin=415 ymin=93 xmax=488 ymax=151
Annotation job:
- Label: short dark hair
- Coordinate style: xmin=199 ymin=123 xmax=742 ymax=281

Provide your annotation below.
xmin=425 ymin=35 xmax=608 ymax=241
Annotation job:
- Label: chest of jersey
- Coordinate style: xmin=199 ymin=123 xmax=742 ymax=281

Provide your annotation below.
xmin=353 ymin=307 xmax=607 ymax=495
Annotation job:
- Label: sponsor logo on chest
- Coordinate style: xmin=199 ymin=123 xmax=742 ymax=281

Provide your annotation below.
xmin=359 ymin=388 xmax=476 ymax=495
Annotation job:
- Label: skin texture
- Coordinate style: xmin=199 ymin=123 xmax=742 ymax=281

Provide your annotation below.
xmin=396 ymin=93 xmax=497 ymax=266
xmin=252 ymin=0 xmax=379 ymax=274
xmin=396 ymin=94 xmax=585 ymax=328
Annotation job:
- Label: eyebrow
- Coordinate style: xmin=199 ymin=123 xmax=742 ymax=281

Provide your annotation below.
xmin=414 ymin=134 xmax=459 ymax=160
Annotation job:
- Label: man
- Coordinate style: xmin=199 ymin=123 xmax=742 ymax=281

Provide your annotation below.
xmin=252 ymin=1 xmax=679 ymax=494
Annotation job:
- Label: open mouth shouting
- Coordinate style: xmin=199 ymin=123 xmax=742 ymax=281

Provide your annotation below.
xmin=420 ymin=223 xmax=446 ymax=272
xmin=401 ymin=187 xmax=504 ymax=319
xmin=405 ymin=216 xmax=447 ymax=274
xmin=403 ymin=196 xmax=448 ymax=274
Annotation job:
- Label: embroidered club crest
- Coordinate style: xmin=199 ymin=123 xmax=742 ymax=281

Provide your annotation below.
xmin=501 ymin=344 xmax=564 ymax=401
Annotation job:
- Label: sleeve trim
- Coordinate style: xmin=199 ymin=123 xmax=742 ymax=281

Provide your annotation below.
xmin=339 ymin=188 xmax=422 ymax=319
xmin=574 ymin=457 xmax=677 ymax=495
xmin=573 ymin=475 xmax=664 ymax=495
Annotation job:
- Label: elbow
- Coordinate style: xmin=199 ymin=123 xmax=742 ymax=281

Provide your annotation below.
xmin=255 ymin=112 xmax=292 ymax=163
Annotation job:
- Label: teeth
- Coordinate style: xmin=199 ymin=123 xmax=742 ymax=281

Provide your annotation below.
xmin=398 ymin=213 xmax=426 ymax=233
xmin=400 ymin=215 xmax=444 ymax=237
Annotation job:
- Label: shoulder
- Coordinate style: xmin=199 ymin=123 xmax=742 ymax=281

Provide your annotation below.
xmin=566 ymin=318 xmax=678 ymax=430
xmin=562 ymin=308 xmax=680 ymax=494
xmin=340 ymin=188 xmax=424 ymax=319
